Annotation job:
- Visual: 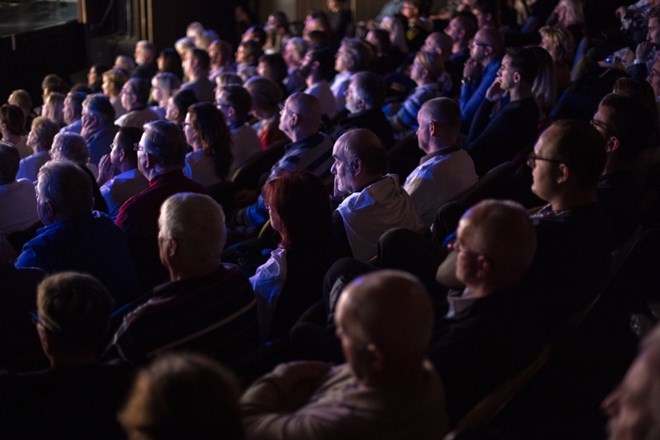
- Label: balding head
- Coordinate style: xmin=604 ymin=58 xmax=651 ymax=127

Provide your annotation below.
xmin=332 ymin=128 xmax=387 ymax=194
xmin=422 ymin=32 xmax=453 ymax=59
xmin=418 ymin=98 xmax=461 ymax=153
xmin=279 ymin=92 xmax=322 ymax=140
xmin=456 ymin=199 xmax=536 ymax=293
xmin=335 ymin=270 xmax=433 ymax=385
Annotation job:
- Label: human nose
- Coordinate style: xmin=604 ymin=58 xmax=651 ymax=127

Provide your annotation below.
xmin=331 ymin=161 xmax=337 ymax=175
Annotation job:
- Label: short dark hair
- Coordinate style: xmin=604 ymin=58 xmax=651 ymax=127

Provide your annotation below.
xmin=115 ymin=126 xmax=143 ymax=165
xmin=37 ymin=272 xmax=114 ymax=350
xmin=0 ymin=104 xmax=25 ymax=135
xmin=222 ymin=85 xmax=253 ymax=121
xmin=190 ymin=48 xmax=211 ymax=71
xmin=307 ymin=47 xmax=335 ymax=81
xmin=599 ymin=93 xmax=656 ymax=159
xmin=550 ymin=119 xmax=606 ymax=189
xmin=507 ymin=47 xmax=539 ymax=84
xmin=172 ymin=89 xmax=198 ymax=116
xmin=0 ymin=142 xmax=19 ymax=183
xmin=351 ymin=71 xmax=386 ymax=109
xmin=258 ymin=53 xmax=288 ymax=83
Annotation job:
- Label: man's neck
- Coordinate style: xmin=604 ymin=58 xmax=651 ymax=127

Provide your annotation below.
xmin=169 ymin=261 xmax=219 ymax=282
xmin=550 ymin=189 xmax=598 ymax=212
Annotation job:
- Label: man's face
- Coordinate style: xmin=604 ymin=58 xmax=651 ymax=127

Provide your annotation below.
xmin=165 ymin=97 xmax=178 ymax=123
xmin=109 ymin=132 xmax=122 ymax=168
xmin=591 ymin=104 xmax=613 ymax=138
xmin=334 ymin=293 xmax=369 ymax=381
xmin=208 ymin=43 xmax=221 ymax=65
xmin=603 ymin=354 xmax=656 ymax=440
xmin=331 ymin=140 xmax=357 ymax=194
xmin=335 ymin=44 xmax=349 ymax=73
xmin=345 ymin=80 xmax=361 ymax=114
xmin=135 ymin=44 xmax=145 ymax=65
xmin=470 ymin=30 xmax=490 ymax=63
xmin=454 ymin=217 xmax=481 ymax=286
xmin=445 ymin=18 xmax=462 ymax=44
xmin=35 ymin=180 xmax=54 ymax=225
xmin=416 ymin=110 xmax=432 ymax=153
xmin=648 ymin=58 xmax=660 ymax=97
xmin=648 ymin=17 xmax=660 ymax=46
xmin=80 ymin=106 xmax=96 ymax=139
xmin=401 ymin=1 xmax=418 ymax=19
xmin=235 ymin=45 xmax=248 ymax=64
xmin=497 ymin=54 xmax=515 ymax=91
xmin=530 ymin=127 xmax=561 ymax=202
xmin=278 ymin=98 xmax=295 ymax=137
xmin=62 ymin=96 xmax=75 ymax=125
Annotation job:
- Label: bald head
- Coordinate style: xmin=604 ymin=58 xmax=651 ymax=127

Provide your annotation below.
xmin=336 ymin=270 xmax=433 ymax=375
xmin=423 ymin=32 xmax=453 ymax=59
xmin=283 ymin=92 xmax=322 ymax=138
xmin=420 ymin=97 xmax=461 ymax=137
xmin=458 ymin=199 xmax=536 ymax=289
xmin=337 ymin=128 xmax=387 ymax=177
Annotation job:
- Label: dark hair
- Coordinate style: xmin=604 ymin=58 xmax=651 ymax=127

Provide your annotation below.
xmin=263 ymin=171 xmax=332 ymax=247
xmin=507 ymin=46 xmax=540 ymax=84
xmin=0 ymin=142 xmax=19 ymax=183
xmin=115 ymin=126 xmax=143 ymax=165
xmin=306 ymin=30 xmax=330 ymax=48
xmin=238 ymin=40 xmax=261 ymax=65
xmin=550 ymin=119 xmax=605 ymax=189
xmin=190 ymin=48 xmax=211 ymax=71
xmin=244 ymin=25 xmax=267 ymax=47
xmin=36 ymin=272 xmax=114 ymax=350
xmin=188 ymin=102 xmax=233 ymax=180
xmin=0 ymin=104 xmax=25 ymax=135
xmin=258 ymin=53 xmax=288 ymax=84
xmin=128 ymin=78 xmax=151 ymax=106
xmin=142 ymin=120 xmax=187 ymax=168
xmin=172 ymin=89 xmax=198 ymax=122
xmin=221 ymin=85 xmax=253 ymax=121
xmin=307 ymin=47 xmax=335 ymax=81
xmin=158 ymin=48 xmax=184 ymax=79
xmin=599 ymin=93 xmax=656 ymax=159
xmin=612 ymin=77 xmax=659 ymax=128
xmin=351 ymin=71 xmax=386 ymax=109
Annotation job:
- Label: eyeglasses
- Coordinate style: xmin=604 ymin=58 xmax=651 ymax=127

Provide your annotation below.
xmin=469 ymin=40 xmax=490 ymax=49
xmin=590 ymin=118 xmax=613 ymax=133
xmin=527 ymin=152 xmax=564 ymax=168
xmin=133 ymin=143 xmax=146 ymax=152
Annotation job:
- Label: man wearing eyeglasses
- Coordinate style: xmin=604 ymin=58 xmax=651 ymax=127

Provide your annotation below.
xmin=459 ymin=26 xmax=504 ymax=132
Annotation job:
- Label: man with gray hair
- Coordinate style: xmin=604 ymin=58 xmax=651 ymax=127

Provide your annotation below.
xmin=332 ymin=128 xmax=423 ymax=260
xmin=242 ymin=270 xmax=449 ymax=439
xmin=115 ymin=78 xmax=161 ymax=128
xmin=115 ymin=120 xmax=208 ymax=291
xmin=15 ymin=161 xmax=137 ymax=304
xmin=330 ymin=71 xmax=395 ymax=149
xmin=80 ymin=93 xmax=117 ymax=166
xmin=133 ymin=40 xmax=158 ymax=81
xmin=109 ymin=193 xmax=258 ymax=364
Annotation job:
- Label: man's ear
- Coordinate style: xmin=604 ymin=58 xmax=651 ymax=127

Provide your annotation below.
xmin=606 ymin=136 xmax=620 ymax=154
xmin=352 ymin=158 xmax=362 ymax=175
xmin=477 ymin=254 xmax=491 ymax=279
xmin=556 ymin=163 xmax=570 ymax=184
xmin=366 ymin=343 xmax=384 ymax=372
xmin=513 ymin=71 xmax=521 ymax=84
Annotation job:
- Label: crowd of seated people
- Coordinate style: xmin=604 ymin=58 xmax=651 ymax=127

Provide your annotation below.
xmin=3 ymin=0 xmax=660 ymax=437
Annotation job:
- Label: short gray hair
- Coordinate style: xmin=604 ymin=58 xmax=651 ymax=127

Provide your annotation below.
xmin=37 ymin=161 xmax=93 ymax=218
xmin=158 ymin=193 xmax=226 ymax=265
xmin=142 ymin=120 xmax=187 ymax=168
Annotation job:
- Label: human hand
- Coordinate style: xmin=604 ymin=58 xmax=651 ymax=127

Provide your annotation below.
xmin=615 ymin=6 xmax=627 ymax=20
xmin=463 ymin=58 xmax=483 ymax=83
xmin=485 ymin=78 xmax=505 ymax=102
xmin=96 ymin=154 xmax=114 ymax=186
xmin=636 ymin=41 xmax=653 ymax=61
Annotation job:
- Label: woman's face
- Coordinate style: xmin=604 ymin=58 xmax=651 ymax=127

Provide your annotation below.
xmin=183 ymin=112 xmax=197 ymax=147
xmin=151 ymin=78 xmax=166 ymax=104
xmin=165 ymin=97 xmax=179 ymax=123
xmin=102 ymin=77 xmax=115 ymax=97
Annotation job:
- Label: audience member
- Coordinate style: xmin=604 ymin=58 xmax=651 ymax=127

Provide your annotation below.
xmin=404 ymin=98 xmax=478 ymax=225
xmin=102 ymin=67 xmax=129 ymax=119
xmin=0 ymin=104 xmax=29 ymax=158
xmin=115 ymin=78 xmax=161 ymax=128
xmin=208 ymin=39 xmax=236 ymax=81
xmin=110 ymin=193 xmax=258 ymax=364
xmin=300 ymin=46 xmax=338 ymax=119
xmin=133 ymin=40 xmax=158 ymax=81
xmin=157 ymin=47 xmax=184 ymax=80
xmin=256 ymin=53 xmax=288 ymax=98
xmin=97 ymin=126 xmax=149 ymax=219
xmin=0 ymin=142 xmax=39 ymax=237
xmin=165 ymin=88 xmax=198 ymax=127
xmin=331 ymin=38 xmax=373 ymax=113
xmin=7 ymin=89 xmax=35 ymax=131
xmin=217 ymin=85 xmax=262 ymax=173
xmin=459 ymin=26 xmax=504 ymax=131
xmin=80 ymin=93 xmax=117 ymax=166
xmin=17 ymin=116 xmax=59 ymax=182
xmin=0 ymin=272 xmax=132 ymax=439
xmin=42 ymin=92 xmax=66 ymax=127
xmin=115 ymin=120 xmax=208 ymax=291
xmin=250 ymin=171 xmax=338 ymax=341
xmin=466 ymin=46 xmax=541 ymax=175
xmin=60 ymin=91 xmax=87 ymax=135
xmin=245 ymin=76 xmax=289 ymax=148
xmin=430 ymin=199 xmax=544 ymax=423
xmin=183 ymin=102 xmax=233 ymax=186
xmin=332 ymin=128 xmax=423 ymax=260
xmin=241 ymin=270 xmax=449 ymax=439
xmin=181 ymin=48 xmax=215 ymax=102
xmin=236 ymin=40 xmax=261 ymax=82
xmin=282 ymin=37 xmax=308 ymax=95
xmin=119 ymin=353 xmax=243 ymax=440
xmin=15 ymin=161 xmax=137 ymax=304
xmin=331 ymin=71 xmax=395 ymax=149
xmin=87 ymin=64 xmax=107 ymax=93
xmin=150 ymin=72 xmax=181 ymax=118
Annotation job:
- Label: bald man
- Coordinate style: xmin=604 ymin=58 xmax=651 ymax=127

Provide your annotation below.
xmin=332 ymin=128 xmax=423 ymax=260
xmin=430 ymin=199 xmax=545 ymax=424
xmin=234 ymin=92 xmax=334 ymax=226
xmin=242 ymin=270 xmax=449 ymax=440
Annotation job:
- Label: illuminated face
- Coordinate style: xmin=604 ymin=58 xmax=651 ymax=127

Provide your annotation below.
xmin=120 ymin=81 xmax=135 ymax=112
xmin=151 ymin=78 xmax=166 ymax=104
xmin=416 ymin=110 xmax=431 ymax=153
xmin=165 ymin=97 xmax=179 ymax=123
xmin=530 ymin=127 xmax=561 ymax=203
xmin=469 ymin=30 xmax=491 ymax=63
xmin=330 ymin=140 xmax=357 ymax=194
xmin=454 ymin=217 xmax=481 ymax=286
xmin=183 ymin=112 xmax=197 ymax=147
xmin=62 ymin=96 xmax=75 ymax=125
xmin=335 ymin=44 xmax=350 ymax=73
xmin=497 ymin=54 xmax=515 ymax=91
xmin=445 ymin=18 xmax=462 ymax=44
xmin=101 ymin=77 xmax=114 ymax=97
xmin=344 ymin=80 xmax=361 ymax=114
xmin=649 ymin=18 xmax=660 ymax=47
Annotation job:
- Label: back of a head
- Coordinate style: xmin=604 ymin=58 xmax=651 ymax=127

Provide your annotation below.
xmin=8 ymin=89 xmax=33 ymax=115
xmin=428 ymin=32 xmax=453 ymax=56
xmin=539 ymin=25 xmax=575 ymax=65
xmin=118 ymin=352 xmax=243 ymax=440
xmin=263 ymin=171 xmax=332 ymax=248
xmin=31 ymin=117 xmax=61 ymax=151
xmin=222 ymin=85 xmax=253 ymax=121
xmin=142 ymin=120 xmax=187 ymax=169
xmin=340 ymin=38 xmax=374 ymax=72
xmin=0 ymin=142 xmax=19 ymax=184
xmin=0 ymin=104 xmax=26 ymax=135
xmin=53 ymin=132 xmax=90 ymax=166
xmin=421 ymin=97 xmax=461 ymax=137
xmin=158 ymin=193 xmax=226 ymax=265
xmin=340 ymin=128 xmax=387 ymax=176
xmin=287 ymin=92 xmax=322 ymax=131
xmin=600 ymin=93 xmax=656 ymax=160
xmin=415 ymin=50 xmax=445 ymax=79
xmin=548 ymin=119 xmax=606 ymax=189
xmin=245 ymin=77 xmax=283 ymax=114
xmin=462 ymin=199 xmax=537 ymax=285
xmin=259 ymin=53 xmax=288 ymax=83
xmin=129 ymin=78 xmax=151 ymax=106
xmin=188 ymin=102 xmax=232 ymax=179
xmin=479 ymin=26 xmax=504 ymax=57
xmin=83 ymin=93 xmax=116 ymax=125
xmin=191 ymin=48 xmax=211 ymax=71
xmin=339 ymin=270 xmax=433 ymax=364
xmin=172 ymin=89 xmax=198 ymax=116
xmin=351 ymin=71 xmax=386 ymax=109
xmin=38 ymin=160 xmax=93 ymax=218
xmin=37 ymin=272 xmax=114 ymax=352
